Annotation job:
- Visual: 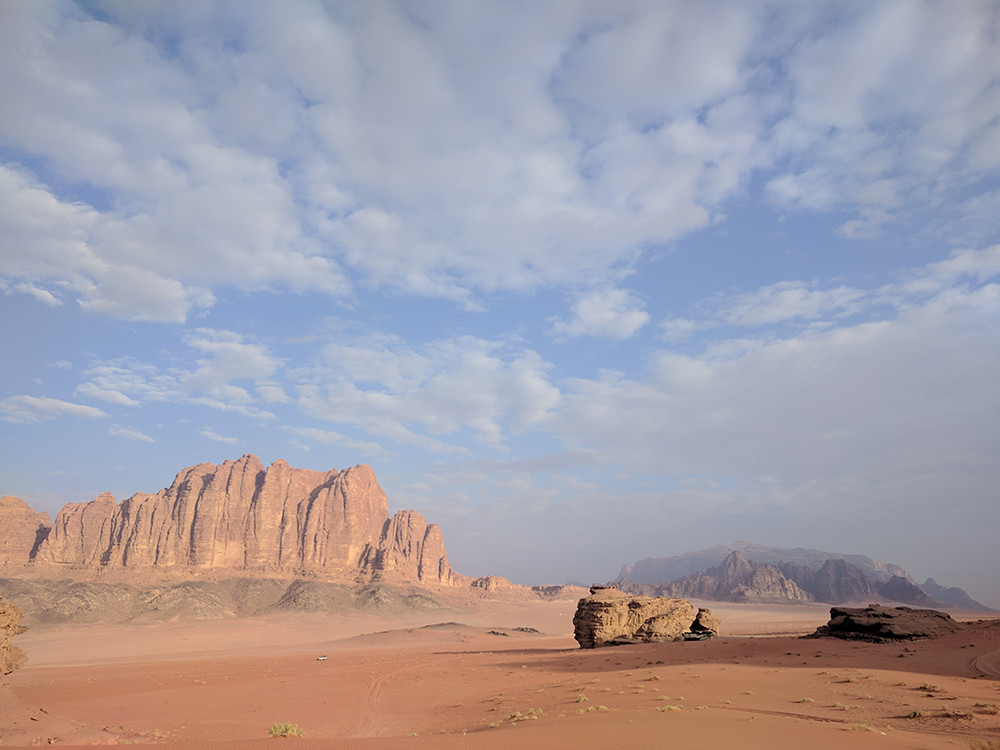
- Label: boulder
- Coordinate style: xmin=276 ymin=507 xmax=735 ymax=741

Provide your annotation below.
xmin=0 ymin=596 xmax=28 ymax=675
xmin=573 ymin=585 xmax=698 ymax=648
xmin=811 ymin=604 xmax=966 ymax=641
xmin=691 ymin=607 xmax=722 ymax=635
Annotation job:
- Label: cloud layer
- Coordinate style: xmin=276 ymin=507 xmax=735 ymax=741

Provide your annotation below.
xmin=1 ymin=1 xmax=998 ymax=604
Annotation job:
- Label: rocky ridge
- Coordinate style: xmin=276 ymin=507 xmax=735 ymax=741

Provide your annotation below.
xmin=619 ymin=541 xmax=910 ymax=585
xmin=2 ymin=455 xmax=455 ymax=586
xmin=618 ymin=550 xmax=992 ymax=609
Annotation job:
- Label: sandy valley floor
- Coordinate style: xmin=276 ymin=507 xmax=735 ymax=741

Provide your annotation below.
xmin=2 ymin=599 xmax=999 ymax=749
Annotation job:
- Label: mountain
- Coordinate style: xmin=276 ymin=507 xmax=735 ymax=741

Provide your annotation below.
xmin=621 ymin=550 xmax=813 ymax=604
xmin=0 ymin=455 xmax=456 ymax=586
xmin=618 ymin=541 xmax=910 ymax=585
xmin=921 ymin=578 xmax=994 ymax=611
xmin=618 ymin=546 xmax=993 ymax=610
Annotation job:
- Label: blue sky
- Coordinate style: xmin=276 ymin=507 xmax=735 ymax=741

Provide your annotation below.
xmin=2 ymin=1 xmax=999 ymax=605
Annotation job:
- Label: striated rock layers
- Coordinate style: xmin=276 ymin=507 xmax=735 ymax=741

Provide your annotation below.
xmin=0 ymin=497 xmax=51 ymax=567
xmin=573 ymin=585 xmax=703 ymax=648
xmin=9 ymin=455 xmax=455 ymax=586
xmin=811 ymin=605 xmax=966 ymax=641
xmin=0 ymin=596 xmax=28 ymax=675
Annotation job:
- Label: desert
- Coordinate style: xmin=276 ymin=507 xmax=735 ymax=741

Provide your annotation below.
xmin=2 ymin=596 xmax=999 ymax=749
xmin=2 ymin=457 xmax=999 ymax=748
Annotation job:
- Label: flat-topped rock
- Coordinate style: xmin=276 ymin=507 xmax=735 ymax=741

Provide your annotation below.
xmin=573 ymin=585 xmax=700 ymax=648
xmin=811 ymin=604 xmax=966 ymax=641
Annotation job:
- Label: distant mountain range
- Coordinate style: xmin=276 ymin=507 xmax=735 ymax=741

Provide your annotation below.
xmin=616 ymin=542 xmax=994 ymax=611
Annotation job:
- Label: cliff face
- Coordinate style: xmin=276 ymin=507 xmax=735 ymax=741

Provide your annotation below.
xmin=18 ymin=456 xmax=455 ymax=586
xmin=646 ymin=551 xmax=813 ymax=604
xmin=0 ymin=497 xmax=51 ymax=566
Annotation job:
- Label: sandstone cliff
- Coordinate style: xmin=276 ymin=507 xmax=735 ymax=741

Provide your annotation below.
xmin=0 ymin=497 xmax=51 ymax=566
xmin=12 ymin=456 xmax=455 ymax=586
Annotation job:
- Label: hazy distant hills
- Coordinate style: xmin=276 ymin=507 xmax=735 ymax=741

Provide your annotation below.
xmin=617 ymin=542 xmax=994 ymax=611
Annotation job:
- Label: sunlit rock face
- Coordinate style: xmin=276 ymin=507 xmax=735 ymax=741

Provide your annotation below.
xmin=0 ymin=496 xmax=51 ymax=566
xmin=21 ymin=455 xmax=455 ymax=586
xmin=573 ymin=585 xmax=698 ymax=648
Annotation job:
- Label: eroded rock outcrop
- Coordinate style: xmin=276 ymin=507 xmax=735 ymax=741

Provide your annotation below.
xmin=573 ymin=585 xmax=701 ymax=648
xmin=811 ymin=605 xmax=966 ymax=641
xmin=359 ymin=509 xmax=454 ymax=585
xmin=0 ymin=596 xmax=28 ymax=674
xmin=0 ymin=497 xmax=51 ymax=566
xmin=17 ymin=456 xmax=456 ymax=586
xmin=691 ymin=607 xmax=722 ymax=635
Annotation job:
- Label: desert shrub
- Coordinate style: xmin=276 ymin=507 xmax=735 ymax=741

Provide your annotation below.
xmin=268 ymin=722 xmax=306 ymax=738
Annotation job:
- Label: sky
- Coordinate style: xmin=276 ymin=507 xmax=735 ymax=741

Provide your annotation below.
xmin=1 ymin=1 xmax=999 ymax=606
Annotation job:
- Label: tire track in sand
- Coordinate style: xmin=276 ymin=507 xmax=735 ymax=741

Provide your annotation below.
xmin=344 ymin=669 xmax=396 ymax=738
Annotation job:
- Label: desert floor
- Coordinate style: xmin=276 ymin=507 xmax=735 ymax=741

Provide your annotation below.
xmin=2 ymin=598 xmax=999 ymax=749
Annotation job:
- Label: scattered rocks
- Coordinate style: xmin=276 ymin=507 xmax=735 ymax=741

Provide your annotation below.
xmin=810 ymin=604 xmax=966 ymax=642
xmin=573 ymin=585 xmax=713 ymax=648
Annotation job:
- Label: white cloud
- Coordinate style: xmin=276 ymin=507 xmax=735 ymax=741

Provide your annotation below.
xmin=0 ymin=395 xmax=108 ymax=423
xmin=662 ymin=244 xmax=1000 ymax=336
xmin=182 ymin=329 xmax=281 ymax=403
xmin=286 ymin=426 xmax=382 ymax=456
xmin=768 ymin=2 xmax=1000 ymax=228
xmin=559 ymin=275 xmax=1000 ymax=492
xmin=5 ymin=2 xmax=991 ymax=318
xmin=548 ymin=287 xmax=650 ymax=340
xmin=297 ymin=335 xmax=561 ymax=449
xmin=10 ymin=281 xmax=61 ymax=306
xmin=109 ymin=424 xmax=155 ymax=443
xmin=200 ymin=428 xmax=238 ymax=445
xmin=71 ymin=331 xmax=283 ymax=421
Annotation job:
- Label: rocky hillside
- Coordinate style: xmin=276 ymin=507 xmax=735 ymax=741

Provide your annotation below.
xmin=619 ymin=551 xmax=993 ymax=609
xmin=618 ymin=543 xmax=992 ymax=610
xmin=0 ymin=455 xmax=455 ymax=586
xmin=619 ymin=541 xmax=909 ymax=585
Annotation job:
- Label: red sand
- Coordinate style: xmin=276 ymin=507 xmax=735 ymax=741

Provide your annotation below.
xmin=3 ymin=601 xmax=999 ymax=749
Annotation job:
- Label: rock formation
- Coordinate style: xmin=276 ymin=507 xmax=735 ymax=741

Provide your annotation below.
xmin=573 ymin=585 xmax=700 ymax=648
xmin=811 ymin=605 xmax=966 ymax=641
xmin=921 ymin=578 xmax=995 ymax=611
xmin=0 ymin=596 xmax=28 ymax=675
xmin=618 ymin=549 xmax=978 ymax=608
xmin=878 ymin=575 xmax=935 ymax=606
xmin=0 ymin=497 xmax=51 ymax=566
xmin=788 ymin=558 xmax=879 ymax=603
xmin=622 ymin=551 xmax=812 ymax=604
xmin=620 ymin=541 xmax=911 ymax=586
xmin=7 ymin=456 xmax=455 ymax=586
xmin=691 ymin=607 xmax=722 ymax=636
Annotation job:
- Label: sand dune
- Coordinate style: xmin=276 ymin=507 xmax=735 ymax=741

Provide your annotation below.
xmin=2 ymin=601 xmax=999 ymax=748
